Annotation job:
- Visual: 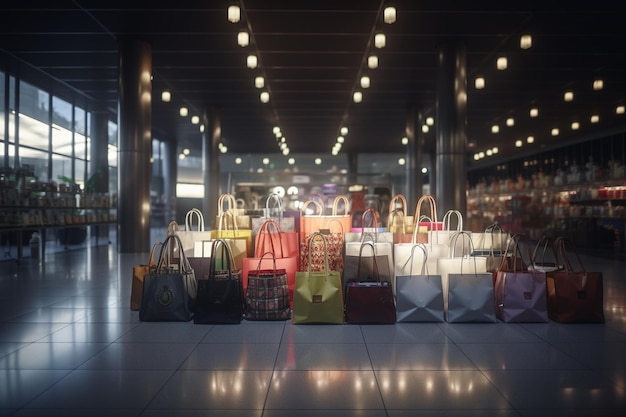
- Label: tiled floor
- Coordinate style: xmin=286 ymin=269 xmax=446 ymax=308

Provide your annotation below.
xmin=1 ymin=238 xmax=625 ymax=417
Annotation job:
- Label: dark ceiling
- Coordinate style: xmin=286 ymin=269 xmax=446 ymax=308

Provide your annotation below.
xmin=1 ymin=1 xmax=625 ymax=167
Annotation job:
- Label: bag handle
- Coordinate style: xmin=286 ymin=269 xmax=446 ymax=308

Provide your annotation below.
xmin=414 ymin=194 xmax=438 ymax=224
xmin=442 ymin=209 xmax=463 ymax=232
xmin=499 ymin=233 xmax=529 ymax=272
xmin=399 ymin=243 xmax=429 ymax=276
xmin=167 ymin=220 xmax=179 ymax=236
xmin=255 ymin=219 xmax=285 ymax=258
xmin=185 ymin=208 xmax=205 ymax=232
xmin=306 ymin=231 xmax=331 ymax=274
xmin=332 ymin=195 xmax=350 ymax=216
xmin=148 ymin=241 xmax=163 ymax=269
xmin=531 ymin=234 xmax=558 ymax=267
xmin=301 ymin=199 xmax=324 ymax=216
xmin=356 ymin=241 xmax=380 ymax=283
xmin=209 ymin=239 xmax=236 ymax=278
xmin=448 ymin=231 xmax=482 ymax=275
xmin=256 ymin=251 xmax=278 ymax=273
xmin=389 ymin=209 xmax=406 ymax=234
xmin=218 ymin=210 xmax=239 ymax=233
xmin=388 ymin=193 xmax=408 ymax=216
xmin=156 ymin=233 xmax=193 ymax=276
xmin=217 ymin=192 xmax=238 ymax=216
xmin=358 ymin=208 xmax=380 ymax=242
xmin=264 ymin=193 xmax=283 ymax=218
xmin=554 ymin=236 xmax=586 ymax=274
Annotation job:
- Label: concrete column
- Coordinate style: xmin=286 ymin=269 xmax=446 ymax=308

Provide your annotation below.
xmin=435 ymin=40 xmax=468 ymax=219
xmin=117 ymin=38 xmax=152 ymax=253
xmin=202 ymin=107 xmax=221 ymax=228
xmin=405 ymin=104 xmax=424 ymax=210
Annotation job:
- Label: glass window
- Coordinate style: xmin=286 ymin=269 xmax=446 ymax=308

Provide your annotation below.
xmin=0 ymin=71 xmax=4 ymax=146
xmin=18 ymin=113 xmax=49 ymax=150
xmin=52 ymin=96 xmax=72 ymax=131
xmin=74 ymin=132 xmax=87 ymax=159
xmin=74 ymin=106 xmax=86 ymax=136
xmin=19 ymin=80 xmax=49 ymax=124
xmin=51 ymin=154 xmax=72 ymax=183
xmin=75 ymin=158 xmax=85 ymax=189
xmin=52 ymin=124 xmax=73 ymax=157
xmin=19 ymin=147 xmax=49 ymax=181
xmin=108 ymin=120 xmax=118 ymax=168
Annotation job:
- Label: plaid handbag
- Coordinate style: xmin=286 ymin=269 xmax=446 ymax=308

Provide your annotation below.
xmin=244 ymin=252 xmax=291 ymax=321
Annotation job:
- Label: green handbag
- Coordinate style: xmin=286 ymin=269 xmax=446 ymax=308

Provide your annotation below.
xmin=293 ymin=232 xmax=344 ymax=324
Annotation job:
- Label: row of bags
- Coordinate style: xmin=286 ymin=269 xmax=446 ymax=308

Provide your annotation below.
xmin=131 ymin=220 xmax=605 ymax=324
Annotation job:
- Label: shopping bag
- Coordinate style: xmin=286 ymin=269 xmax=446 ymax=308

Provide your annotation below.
xmin=344 ymin=242 xmax=396 ymax=324
xmin=211 ymin=211 xmax=252 ymax=262
xmin=494 ymin=234 xmax=548 ymax=322
xmin=414 ymin=195 xmax=444 ymax=243
xmin=546 ymin=237 xmax=605 ymax=323
xmin=395 ymin=243 xmax=444 ymax=322
xmin=388 ymin=209 xmax=414 ymax=244
xmin=293 ymin=232 xmax=344 ymax=324
xmin=447 ymin=266 xmax=497 ymax=323
xmin=244 ymin=252 xmax=291 ymax=321
xmin=429 ymin=209 xmax=472 ymax=256
xmin=193 ymin=240 xmax=245 ymax=324
xmin=174 ymin=208 xmax=213 ymax=259
xmin=437 ymin=231 xmax=488 ymax=319
xmin=344 ymin=235 xmax=393 ymax=297
xmin=254 ymin=219 xmax=299 ymax=260
xmin=300 ymin=218 xmax=345 ymax=273
xmin=130 ymin=240 xmax=162 ymax=311
xmin=470 ymin=222 xmax=510 ymax=257
xmin=299 ymin=199 xmax=326 ymax=245
xmin=215 ymin=192 xmax=251 ymax=230
xmin=348 ymin=206 xmax=387 ymax=234
xmin=243 ymin=219 xmax=298 ymax=308
xmin=251 ymin=193 xmax=295 ymax=237
xmin=345 ymin=208 xmax=394 ymax=288
xmin=139 ymin=234 xmax=198 ymax=322
xmin=387 ymin=193 xmax=415 ymax=237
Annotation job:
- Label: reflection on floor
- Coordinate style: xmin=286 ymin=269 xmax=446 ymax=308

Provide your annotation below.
xmin=1 ymin=239 xmax=625 ymax=416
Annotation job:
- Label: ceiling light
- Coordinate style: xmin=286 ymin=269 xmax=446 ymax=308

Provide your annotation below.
xmin=564 ymin=91 xmax=574 ymax=102
xmin=398 ymin=157 xmax=406 ymax=165
xmin=368 ymin=55 xmax=379 ymax=69
xmin=591 ymin=114 xmax=600 ymax=123
xmin=551 ymin=128 xmax=559 ymax=136
xmin=262 ymin=157 xmax=270 ymax=165
xmin=340 ymin=126 xmax=348 ymax=135
xmin=526 ymin=136 xmax=534 ymax=144
xmin=530 ymin=108 xmax=539 ymax=118
xmin=161 ymin=90 xmax=171 ymax=102
xmin=273 ymin=126 xmax=281 ymax=135
xmin=220 ymin=145 xmax=228 ymax=153
xmin=497 ymin=57 xmax=507 ymax=70
xmin=227 ymin=5 xmax=240 ymax=23
xmin=486 ymin=149 xmax=493 ymax=156
xmin=492 ymin=147 xmax=499 ymax=154
xmin=360 ymin=75 xmax=370 ymax=88
xmin=515 ymin=140 xmax=523 ymax=148
xmin=246 ymin=54 xmax=257 ymax=69
xmin=473 ymin=154 xmax=480 ymax=161
xmin=191 ymin=115 xmax=199 ymax=124
xmin=506 ymin=117 xmax=514 ymax=127
xmin=183 ymin=148 xmax=190 ymax=155
xmin=571 ymin=122 xmax=580 ymax=130
xmin=282 ymin=147 xmax=290 ymax=156
xmin=474 ymin=76 xmax=485 ymax=89
xmin=479 ymin=151 xmax=485 ymax=158
xmin=353 ymin=91 xmax=363 ymax=103
xmin=200 ymin=124 xmax=205 ymax=132
xmin=401 ymin=136 xmax=408 ymax=145
xmin=288 ymin=158 xmax=296 ymax=165
xmin=315 ymin=158 xmax=322 ymax=165
xmin=237 ymin=31 xmax=249 ymax=47
xmin=593 ymin=79 xmax=604 ymax=90
xmin=337 ymin=136 xmax=344 ymax=143
xmin=491 ymin=125 xmax=499 ymax=134
xmin=179 ymin=153 xmax=185 ymax=160
xmin=260 ymin=91 xmax=270 ymax=103
xmin=179 ymin=106 xmax=188 ymax=117
xmin=235 ymin=157 xmax=242 ymax=164
xmin=255 ymin=76 xmax=264 ymax=88
xmin=421 ymin=125 xmax=429 ymax=133
xmin=426 ymin=117 xmax=434 ymax=126
xmin=617 ymin=105 xmax=625 ymax=114
xmin=520 ymin=34 xmax=532 ymax=49
xmin=374 ymin=33 xmax=386 ymax=48
xmin=383 ymin=6 xmax=396 ymax=24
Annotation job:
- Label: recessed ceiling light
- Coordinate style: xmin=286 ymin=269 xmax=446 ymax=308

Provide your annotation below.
xmin=520 ymin=34 xmax=532 ymax=49
xmin=551 ymin=128 xmax=559 ymax=136
xmin=564 ymin=91 xmax=574 ymax=102
xmin=491 ymin=125 xmax=499 ymax=134
xmin=179 ymin=106 xmax=188 ymax=117
xmin=475 ymin=76 xmax=485 ymax=89
xmin=571 ymin=122 xmax=580 ymax=130
xmin=161 ymin=90 xmax=171 ymax=102
xmin=530 ymin=108 xmax=539 ymax=118
xmin=593 ymin=79 xmax=604 ymax=90
xmin=497 ymin=57 xmax=507 ymax=70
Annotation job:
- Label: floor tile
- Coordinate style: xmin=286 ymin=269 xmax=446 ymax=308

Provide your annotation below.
xmin=458 ymin=342 xmax=583 ymax=370
xmin=274 ymin=342 xmax=373 ymax=370
xmin=181 ymin=343 xmax=280 ymax=370
xmin=79 ymin=342 xmax=197 ymax=370
xmin=0 ymin=369 xmax=71 ymax=409
xmin=24 ymin=369 xmax=173 ymax=409
xmin=0 ymin=342 xmax=108 ymax=370
xmin=282 ymin=323 xmax=365 ymax=344
xmin=368 ymin=342 xmax=477 ymax=370
xmin=375 ymin=370 xmax=512 ymax=410
xmin=265 ymin=370 xmax=384 ymax=410
xmin=147 ymin=370 xmax=272 ymax=410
